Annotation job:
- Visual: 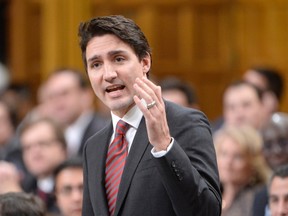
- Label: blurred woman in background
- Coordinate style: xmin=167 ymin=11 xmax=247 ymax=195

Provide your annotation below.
xmin=214 ymin=125 xmax=270 ymax=216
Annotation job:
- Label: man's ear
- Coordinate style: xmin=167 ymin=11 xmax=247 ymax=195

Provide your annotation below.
xmin=141 ymin=54 xmax=151 ymax=75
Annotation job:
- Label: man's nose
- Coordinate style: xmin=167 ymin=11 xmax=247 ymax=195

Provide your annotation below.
xmin=271 ymin=142 xmax=283 ymax=154
xmin=277 ymin=199 xmax=288 ymax=215
xmin=103 ymin=63 xmax=117 ymax=81
xmin=71 ymin=188 xmax=83 ymax=201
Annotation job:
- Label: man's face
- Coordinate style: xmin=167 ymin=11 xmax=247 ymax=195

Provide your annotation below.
xmin=162 ymin=89 xmax=189 ymax=108
xmin=41 ymin=72 xmax=86 ymax=127
xmin=269 ymin=176 xmax=288 ymax=216
xmin=262 ymin=129 xmax=288 ymax=170
xmin=244 ymin=69 xmax=279 ymax=117
xmin=85 ymin=34 xmax=151 ymax=117
xmin=21 ymin=122 xmax=66 ymax=177
xmin=55 ymin=168 xmax=83 ymax=216
xmin=223 ymin=85 xmax=263 ymax=129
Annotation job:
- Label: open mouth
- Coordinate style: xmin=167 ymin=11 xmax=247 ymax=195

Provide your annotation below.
xmin=106 ymin=85 xmax=125 ymax=93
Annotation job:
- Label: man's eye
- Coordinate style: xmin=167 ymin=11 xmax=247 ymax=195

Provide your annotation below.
xmin=264 ymin=141 xmax=273 ymax=150
xmin=92 ymin=62 xmax=101 ymax=68
xmin=278 ymin=138 xmax=288 ymax=148
xmin=115 ymin=57 xmax=125 ymax=62
xmin=269 ymin=197 xmax=278 ymax=204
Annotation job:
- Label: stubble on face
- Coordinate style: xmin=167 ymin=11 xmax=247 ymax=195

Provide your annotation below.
xmin=86 ymin=34 xmax=150 ymax=117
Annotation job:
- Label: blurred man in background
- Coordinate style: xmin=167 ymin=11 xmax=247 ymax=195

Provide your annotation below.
xmin=268 ymin=164 xmax=288 ymax=216
xmin=54 ymin=157 xmax=83 ymax=216
xmin=159 ymin=77 xmax=199 ymax=109
xmin=37 ymin=68 xmax=109 ymax=157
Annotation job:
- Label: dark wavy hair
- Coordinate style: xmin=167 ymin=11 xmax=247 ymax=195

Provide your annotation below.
xmin=78 ymin=15 xmax=152 ymax=74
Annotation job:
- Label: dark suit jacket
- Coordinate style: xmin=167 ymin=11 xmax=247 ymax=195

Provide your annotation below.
xmin=82 ymin=101 xmax=221 ymax=216
xmin=252 ymin=186 xmax=268 ymax=216
xmin=78 ymin=112 xmax=110 ymax=156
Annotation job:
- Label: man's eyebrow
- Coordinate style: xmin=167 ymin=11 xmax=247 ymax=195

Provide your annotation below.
xmin=269 ymin=194 xmax=278 ymax=199
xmin=87 ymin=55 xmax=100 ymax=64
xmin=108 ymin=50 xmax=128 ymax=56
xmin=87 ymin=50 xmax=128 ymax=64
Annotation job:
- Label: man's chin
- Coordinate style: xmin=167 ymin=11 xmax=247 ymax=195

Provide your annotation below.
xmin=109 ymin=99 xmax=134 ymax=111
xmin=69 ymin=209 xmax=82 ymax=216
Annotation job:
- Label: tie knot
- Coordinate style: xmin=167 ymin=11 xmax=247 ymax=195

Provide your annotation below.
xmin=115 ymin=120 xmax=130 ymax=136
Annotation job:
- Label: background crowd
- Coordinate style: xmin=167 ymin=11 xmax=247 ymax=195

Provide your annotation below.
xmin=0 ymin=65 xmax=287 ymax=216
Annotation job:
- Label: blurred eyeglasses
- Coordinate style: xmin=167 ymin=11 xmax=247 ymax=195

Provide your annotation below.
xmin=56 ymin=184 xmax=83 ymax=196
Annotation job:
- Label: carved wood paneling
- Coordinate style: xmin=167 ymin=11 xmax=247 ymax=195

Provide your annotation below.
xmin=7 ymin=0 xmax=288 ymax=120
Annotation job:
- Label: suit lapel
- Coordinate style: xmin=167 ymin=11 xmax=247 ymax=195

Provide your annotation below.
xmin=87 ymin=123 xmax=113 ymax=216
xmin=114 ymin=117 xmax=150 ymax=215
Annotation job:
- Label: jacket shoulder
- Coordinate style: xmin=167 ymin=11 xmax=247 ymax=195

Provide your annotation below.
xmin=164 ymin=100 xmax=211 ymax=127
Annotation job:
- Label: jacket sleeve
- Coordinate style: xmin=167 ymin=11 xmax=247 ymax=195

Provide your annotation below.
xmin=153 ymin=107 xmax=222 ymax=216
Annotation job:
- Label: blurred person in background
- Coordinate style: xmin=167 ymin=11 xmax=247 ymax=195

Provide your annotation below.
xmin=214 ymin=125 xmax=269 ymax=216
xmin=243 ymin=67 xmax=284 ymax=126
xmin=159 ymin=77 xmax=200 ymax=109
xmin=253 ymin=112 xmax=288 ymax=216
xmin=0 ymin=160 xmax=22 ymax=194
xmin=19 ymin=117 xmax=67 ymax=214
xmin=1 ymin=84 xmax=34 ymax=126
xmin=53 ymin=157 xmax=83 ymax=216
xmin=261 ymin=113 xmax=288 ymax=170
xmin=0 ymin=192 xmax=48 ymax=216
xmin=0 ymin=99 xmax=17 ymax=160
xmin=268 ymin=164 xmax=288 ymax=216
xmin=37 ymin=68 xmax=109 ymax=157
xmin=0 ymin=99 xmax=32 ymax=196
xmin=0 ymin=62 xmax=9 ymax=94
xmin=212 ymin=80 xmax=265 ymax=133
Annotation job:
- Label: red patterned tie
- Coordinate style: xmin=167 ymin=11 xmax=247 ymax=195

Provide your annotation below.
xmin=105 ymin=120 xmax=130 ymax=216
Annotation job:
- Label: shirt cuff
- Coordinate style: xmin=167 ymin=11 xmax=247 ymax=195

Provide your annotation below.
xmin=151 ymin=137 xmax=174 ymax=158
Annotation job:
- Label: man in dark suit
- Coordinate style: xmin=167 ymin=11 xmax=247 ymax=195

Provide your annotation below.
xmin=38 ymin=68 xmax=109 ymax=157
xmin=77 ymin=112 xmax=109 ymax=155
xmin=252 ymin=112 xmax=288 ymax=216
xmin=78 ymin=15 xmax=221 ymax=216
xmin=268 ymin=164 xmax=288 ymax=216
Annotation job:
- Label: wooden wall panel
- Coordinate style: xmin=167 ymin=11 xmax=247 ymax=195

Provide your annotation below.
xmin=231 ymin=1 xmax=288 ymax=113
xmin=40 ymin=0 xmax=92 ymax=79
xmin=8 ymin=0 xmax=30 ymax=83
xmin=8 ymin=0 xmax=41 ymax=97
xmin=153 ymin=3 xmax=235 ymax=120
xmin=7 ymin=0 xmax=288 ymax=120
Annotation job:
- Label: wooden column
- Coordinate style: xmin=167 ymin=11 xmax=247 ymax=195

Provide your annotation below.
xmin=8 ymin=0 xmax=29 ymax=82
xmin=40 ymin=0 xmax=92 ymax=79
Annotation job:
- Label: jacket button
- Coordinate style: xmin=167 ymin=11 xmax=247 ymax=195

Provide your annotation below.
xmin=171 ymin=161 xmax=176 ymax=168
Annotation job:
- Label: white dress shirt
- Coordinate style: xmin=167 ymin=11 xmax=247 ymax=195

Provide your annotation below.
xmin=110 ymin=104 xmax=173 ymax=157
xmin=65 ymin=111 xmax=94 ymax=156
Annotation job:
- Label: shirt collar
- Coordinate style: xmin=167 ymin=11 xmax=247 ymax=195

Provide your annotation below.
xmin=111 ymin=104 xmax=143 ymax=131
xmin=37 ymin=176 xmax=54 ymax=193
xmin=66 ymin=111 xmax=94 ymax=133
